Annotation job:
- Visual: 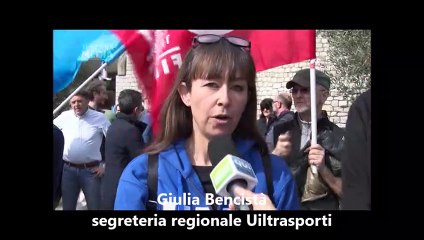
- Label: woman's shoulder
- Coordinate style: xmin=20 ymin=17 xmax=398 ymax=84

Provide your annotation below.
xmin=123 ymin=145 xmax=179 ymax=175
xmin=267 ymin=154 xmax=293 ymax=180
xmin=267 ymin=153 xmax=285 ymax=166
xmin=121 ymin=153 xmax=150 ymax=181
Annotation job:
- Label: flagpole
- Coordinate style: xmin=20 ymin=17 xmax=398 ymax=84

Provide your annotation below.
xmin=309 ymin=59 xmax=318 ymax=174
xmin=53 ymin=62 xmax=108 ymax=116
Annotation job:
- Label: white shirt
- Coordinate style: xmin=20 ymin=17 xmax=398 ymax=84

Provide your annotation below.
xmin=54 ymin=108 xmax=111 ymax=163
xmin=298 ymin=115 xmax=311 ymax=150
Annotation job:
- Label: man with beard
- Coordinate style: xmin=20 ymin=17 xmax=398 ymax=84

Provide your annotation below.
xmin=272 ymin=69 xmax=344 ymax=210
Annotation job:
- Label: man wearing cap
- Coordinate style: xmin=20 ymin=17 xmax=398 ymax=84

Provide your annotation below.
xmin=272 ymin=69 xmax=344 ymax=210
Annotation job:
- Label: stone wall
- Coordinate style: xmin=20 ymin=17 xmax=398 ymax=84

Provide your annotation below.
xmin=255 ymin=33 xmax=350 ymax=128
xmin=116 ymin=31 xmax=354 ymax=128
xmin=115 ymin=53 xmax=139 ymax=98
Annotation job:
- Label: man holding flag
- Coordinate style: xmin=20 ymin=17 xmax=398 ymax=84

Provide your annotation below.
xmin=272 ymin=69 xmax=344 ymax=210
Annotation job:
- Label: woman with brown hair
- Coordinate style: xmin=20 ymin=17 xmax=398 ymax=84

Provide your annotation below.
xmin=114 ymin=34 xmax=299 ymax=210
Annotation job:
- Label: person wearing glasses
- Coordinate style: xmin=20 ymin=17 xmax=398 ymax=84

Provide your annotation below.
xmin=256 ymin=98 xmax=275 ymax=137
xmin=263 ymin=92 xmax=294 ymax=152
xmin=272 ymin=69 xmax=345 ymax=210
xmin=114 ymin=34 xmax=299 ymax=210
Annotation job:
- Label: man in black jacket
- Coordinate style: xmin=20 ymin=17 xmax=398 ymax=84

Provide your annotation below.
xmin=53 ymin=124 xmax=64 ymax=209
xmin=341 ymin=89 xmax=371 ymax=210
xmin=101 ymin=89 xmax=147 ymax=210
xmin=264 ymin=92 xmax=294 ymax=152
xmin=272 ymin=69 xmax=344 ymax=210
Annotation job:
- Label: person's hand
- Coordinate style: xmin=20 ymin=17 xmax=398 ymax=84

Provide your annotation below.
xmin=306 ymin=144 xmax=326 ymax=171
xmin=228 ymin=185 xmax=276 ymax=210
xmin=92 ymin=163 xmax=105 ymax=177
xmin=272 ymin=132 xmax=292 ymax=157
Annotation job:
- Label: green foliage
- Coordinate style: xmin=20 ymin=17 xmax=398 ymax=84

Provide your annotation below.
xmin=319 ymin=30 xmax=371 ymax=101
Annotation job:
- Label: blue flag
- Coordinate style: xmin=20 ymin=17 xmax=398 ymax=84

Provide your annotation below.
xmin=53 ymin=30 xmax=125 ymax=93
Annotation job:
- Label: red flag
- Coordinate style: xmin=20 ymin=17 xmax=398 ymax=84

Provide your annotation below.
xmin=112 ymin=30 xmax=316 ymax=135
xmin=229 ymin=30 xmax=316 ymax=71
xmin=111 ymin=30 xmax=156 ymax=101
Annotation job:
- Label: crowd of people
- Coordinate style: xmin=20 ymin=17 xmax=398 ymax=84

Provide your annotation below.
xmin=53 ymin=34 xmax=370 ymax=211
xmin=53 ymin=81 xmax=153 ymax=210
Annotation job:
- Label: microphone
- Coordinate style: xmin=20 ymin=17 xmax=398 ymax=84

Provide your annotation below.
xmin=208 ymin=135 xmax=258 ymax=210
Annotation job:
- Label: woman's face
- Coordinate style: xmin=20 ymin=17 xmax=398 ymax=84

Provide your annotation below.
xmin=179 ymin=76 xmax=248 ymax=139
xmin=262 ymin=108 xmax=271 ymax=118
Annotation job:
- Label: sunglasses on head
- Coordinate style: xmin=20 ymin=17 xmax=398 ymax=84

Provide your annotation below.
xmin=192 ymin=34 xmax=251 ymax=51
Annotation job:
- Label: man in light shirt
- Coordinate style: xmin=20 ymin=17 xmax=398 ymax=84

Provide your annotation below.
xmin=54 ymin=90 xmax=111 ymax=210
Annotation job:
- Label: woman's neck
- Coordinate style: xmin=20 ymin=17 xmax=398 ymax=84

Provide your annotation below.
xmin=186 ymin=134 xmax=212 ymax=166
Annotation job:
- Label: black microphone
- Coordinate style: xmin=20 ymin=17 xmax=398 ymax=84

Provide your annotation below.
xmin=208 ymin=135 xmax=257 ymax=210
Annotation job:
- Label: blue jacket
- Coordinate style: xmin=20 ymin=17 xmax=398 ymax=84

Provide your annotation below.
xmin=115 ymin=139 xmax=300 ymax=210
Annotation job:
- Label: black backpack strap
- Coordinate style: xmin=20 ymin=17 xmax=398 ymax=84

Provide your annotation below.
xmin=146 ymin=154 xmax=158 ymax=210
xmin=262 ymin=153 xmax=275 ymax=205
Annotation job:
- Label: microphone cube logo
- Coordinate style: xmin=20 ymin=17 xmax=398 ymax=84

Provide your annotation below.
xmin=210 ymin=154 xmax=258 ymax=197
xmin=232 ymin=157 xmax=256 ymax=178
